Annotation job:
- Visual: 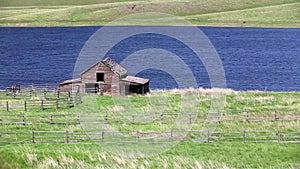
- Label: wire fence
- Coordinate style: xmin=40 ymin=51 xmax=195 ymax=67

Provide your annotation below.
xmin=0 ymin=111 xmax=299 ymax=125
xmin=0 ymin=130 xmax=299 ymax=144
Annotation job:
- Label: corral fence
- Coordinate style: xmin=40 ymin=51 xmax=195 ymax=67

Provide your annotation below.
xmin=0 ymin=130 xmax=299 ymax=144
xmin=2 ymin=87 xmax=74 ymax=100
xmin=0 ymin=83 xmax=82 ymax=111
xmin=0 ymin=97 xmax=82 ymax=112
xmin=0 ymin=111 xmax=299 ymax=125
xmin=5 ymin=83 xmax=58 ymax=96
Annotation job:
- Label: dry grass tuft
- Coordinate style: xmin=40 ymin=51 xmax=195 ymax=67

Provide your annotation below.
xmin=237 ymin=95 xmax=275 ymax=104
xmin=25 ymin=152 xmax=38 ymax=166
xmin=169 ymin=87 xmax=237 ymax=95
xmin=109 ymin=106 xmax=125 ymax=112
xmin=37 ymin=158 xmax=59 ymax=169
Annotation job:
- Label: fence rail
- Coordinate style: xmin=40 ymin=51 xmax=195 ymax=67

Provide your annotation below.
xmin=0 ymin=111 xmax=299 ymax=125
xmin=1 ymin=89 xmax=73 ymax=100
xmin=5 ymin=83 xmax=58 ymax=91
xmin=0 ymin=96 xmax=81 ymax=112
xmin=0 ymin=130 xmax=299 ymax=144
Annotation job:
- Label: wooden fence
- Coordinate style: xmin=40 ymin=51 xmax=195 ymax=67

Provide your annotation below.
xmin=6 ymin=83 xmax=58 ymax=91
xmin=0 ymin=111 xmax=299 ymax=125
xmin=0 ymin=97 xmax=82 ymax=112
xmin=1 ymin=83 xmax=82 ymax=111
xmin=1 ymin=89 xmax=72 ymax=100
xmin=0 ymin=130 xmax=299 ymax=144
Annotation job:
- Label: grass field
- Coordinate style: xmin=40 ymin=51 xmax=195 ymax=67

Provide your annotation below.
xmin=1 ymin=143 xmax=299 ymax=169
xmin=0 ymin=0 xmax=299 ymax=27
xmin=0 ymin=89 xmax=299 ymax=168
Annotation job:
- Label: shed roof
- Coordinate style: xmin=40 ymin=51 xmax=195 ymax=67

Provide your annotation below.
xmin=60 ymin=78 xmax=81 ymax=85
xmin=121 ymin=75 xmax=149 ymax=84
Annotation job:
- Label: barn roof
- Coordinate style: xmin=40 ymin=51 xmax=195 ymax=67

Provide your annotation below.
xmin=101 ymin=57 xmax=128 ymax=78
xmin=60 ymin=58 xmax=149 ymax=86
xmin=121 ymin=75 xmax=149 ymax=84
xmin=80 ymin=57 xmax=128 ymax=79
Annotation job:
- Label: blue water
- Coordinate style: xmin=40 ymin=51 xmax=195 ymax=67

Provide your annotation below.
xmin=0 ymin=27 xmax=299 ymax=91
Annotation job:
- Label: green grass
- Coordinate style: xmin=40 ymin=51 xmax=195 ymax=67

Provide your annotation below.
xmin=0 ymin=0 xmax=140 ymax=6
xmin=0 ymin=0 xmax=299 ymax=27
xmin=1 ymin=142 xmax=299 ymax=169
xmin=0 ymin=89 xmax=300 ymax=168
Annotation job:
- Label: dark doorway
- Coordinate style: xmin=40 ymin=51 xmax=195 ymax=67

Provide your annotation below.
xmin=129 ymin=84 xmax=144 ymax=94
xmin=85 ymin=83 xmax=99 ymax=93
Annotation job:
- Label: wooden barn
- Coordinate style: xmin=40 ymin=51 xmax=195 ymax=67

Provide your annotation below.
xmin=60 ymin=57 xmax=150 ymax=96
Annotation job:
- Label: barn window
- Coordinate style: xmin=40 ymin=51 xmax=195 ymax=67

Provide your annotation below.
xmin=96 ymin=73 xmax=104 ymax=82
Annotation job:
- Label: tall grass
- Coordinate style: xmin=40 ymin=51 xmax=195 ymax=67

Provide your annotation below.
xmin=1 ymin=142 xmax=299 ymax=168
xmin=1 ymin=89 xmax=299 ymax=168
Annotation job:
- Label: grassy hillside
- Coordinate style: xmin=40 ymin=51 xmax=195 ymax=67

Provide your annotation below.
xmin=0 ymin=89 xmax=299 ymax=168
xmin=0 ymin=0 xmax=299 ymax=27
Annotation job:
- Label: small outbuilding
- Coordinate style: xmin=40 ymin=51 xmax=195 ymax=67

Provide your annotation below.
xmin=60 ymin=57 xmax=150 ymax=96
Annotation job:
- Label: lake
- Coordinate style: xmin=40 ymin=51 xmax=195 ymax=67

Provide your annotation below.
xmin=0 ymin=26 xmax=299 ymax=91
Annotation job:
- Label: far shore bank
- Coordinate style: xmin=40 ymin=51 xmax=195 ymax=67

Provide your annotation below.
xmin=1 ymin=1 xmax=298 ymax=28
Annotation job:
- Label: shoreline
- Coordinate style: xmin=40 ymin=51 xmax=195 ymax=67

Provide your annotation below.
xmin=1 ymin=88 xmax=300 ymax=93
xmin=1 ymin=24 xmax=299 ymax=29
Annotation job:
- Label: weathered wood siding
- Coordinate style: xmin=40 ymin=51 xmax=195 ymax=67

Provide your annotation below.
xmin=81 ymin=62 xmax=112 ymax=83
xmin=60 ymin=84 xmax=72 ymax=92
xmin=61 ymin=59 xmax=149 ymax=96
xmin=81 ymin=62 xmax=122 ymax=95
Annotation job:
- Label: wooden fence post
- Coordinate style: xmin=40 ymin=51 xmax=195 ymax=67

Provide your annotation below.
xmin=24 ymin=100 xmax=27 ymax=112
xmin=189 ymin=113 xmax=192 ymax=124
xmin=6 ymin=101 xmax=9 ymax=112
xmin=29 ymin=90 xmax=32 ymax=99
xmin=22 ymin=114 xmax=26 ymax=126
xmin=66 ymin=131 xmax=69 ymax=143
xmin=160 ymin=113 xmax=164 ymax=124
xmin=132 ymin=115 xmax=135 ymax=124
xmin=277 ymin=130 xmax=281 ymax=143
xmin=32 ymin=131 xmax=35 ymax=143
xmin=55 ymin=99 xmax=59 ymax=109
xmin=43 ymin=90 xmax=46 ymax=99
xmin=207 ymin=130 xmax=210 ymax=143
xmin=170 ymin=130 xmax=173 ymax=141
xmin=274 ymin=110 xmax=278 ymax=121
xmin=57 ymin=89 xmax=60 ymax=99
xmin=77 ymin=114 xmax=80 ymax=125
xmin=41 ymin=100 xmax=44 ymax=110
xmin=50 ymin=114 xmax=54 ymax=124
xmin=105 ymin=114 xmax=108 ymax=123
xmin=101 ymin=131 xmax=104 ymax=142
xmin=246 ymin=111 xmax=249 ymax=123
xmin=243 ymin=131 xmax=246 ymax=143
xmin=68 ymin=98 xmax=72 ymax=108
xmin=136 ymin=130 xmax=139 ymax=142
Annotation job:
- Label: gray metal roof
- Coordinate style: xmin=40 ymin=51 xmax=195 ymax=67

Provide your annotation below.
xmin=101 ymin=57 xmax=128 ymax=78
xmin=60 ymin=78 xmax=81 ymax=85
xmin=121 ymin=75 xmax=149 ymax=84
